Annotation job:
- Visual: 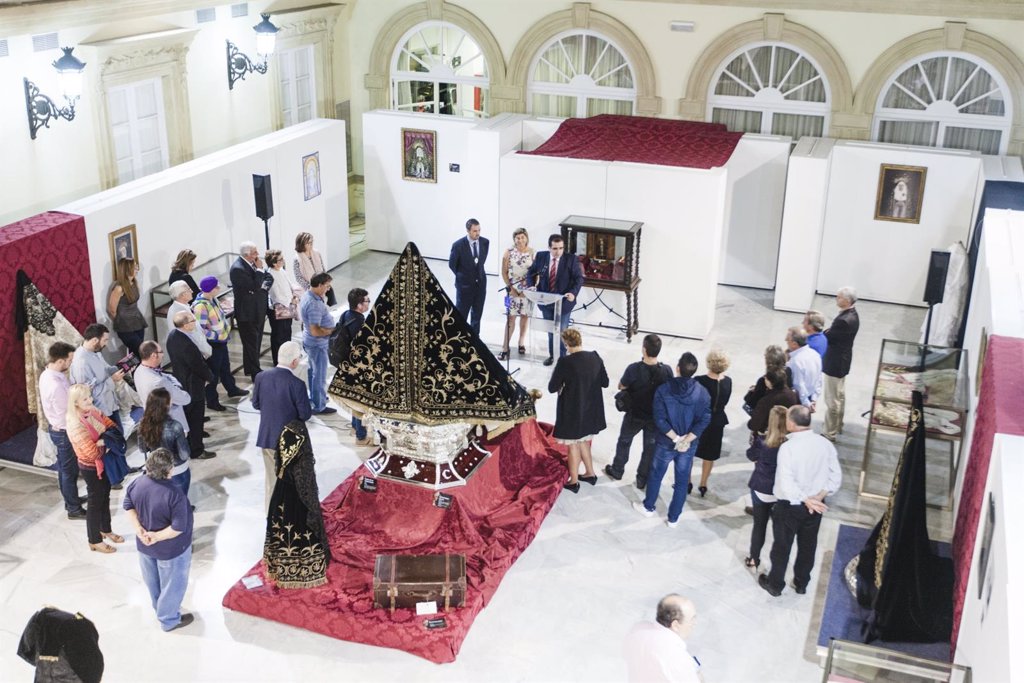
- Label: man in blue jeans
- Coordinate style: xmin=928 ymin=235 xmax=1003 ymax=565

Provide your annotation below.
xmin=300 ymin=272 xmax=337 ymax=415
xmin=633 ymin=352 xmax=711 ymax=528
xmin=123 ymin=448 xmax=194 ymax=631
xmin=39 ymin=342 xmax=87 ymax=519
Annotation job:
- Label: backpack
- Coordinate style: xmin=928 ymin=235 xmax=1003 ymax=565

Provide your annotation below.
xmin=328 ymin=310 xmax=360 ymax=367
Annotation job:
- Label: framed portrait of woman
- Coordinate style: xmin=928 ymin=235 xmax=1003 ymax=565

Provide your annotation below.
xmin=401 ymin=128 xmax=436 ymax=183
xmin=874 ymin=164 xmax=927 ymax=223
xmin=108 ymin=224 xmax=138 ymax=274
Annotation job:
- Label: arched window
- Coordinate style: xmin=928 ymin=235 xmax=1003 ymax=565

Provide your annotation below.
xmin=708 ymin=42 xmax=830 ymax=138
xmin=873 ymin=52 xmax=1011 ymax=155
xmin=391 ymin=21 xmax=489 ymax=118
xmin=527 ymin=30 xmax=636 ymax=118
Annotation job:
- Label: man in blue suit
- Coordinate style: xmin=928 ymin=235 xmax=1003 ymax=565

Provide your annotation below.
xmin=448 ymin=218 xmax=489 ymax=336
xmin=251 ymin=341 xmax=312 ymax=512
xmin=526 ymin=234 xmax=584 ymax=366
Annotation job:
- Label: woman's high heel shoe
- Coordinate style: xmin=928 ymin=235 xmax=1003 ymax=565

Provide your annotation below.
xmin=579 ymin=475 xmax=598 ymax=486
xmin=102 ymin=532 xmax=125 ymax=544
xmin=89 ymin=542 xmax=116 ymax=554
xmin=518 ymin=345 xmax=526 ymax=355
xmin=698 ymin=486 xmax=708 ymax=498
xmin=498 ymin=350 xmax=510 ymax=361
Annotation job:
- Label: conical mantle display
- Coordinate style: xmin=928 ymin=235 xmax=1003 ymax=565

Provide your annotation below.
xmin=328 ymin=242 xmax=536 ymax=425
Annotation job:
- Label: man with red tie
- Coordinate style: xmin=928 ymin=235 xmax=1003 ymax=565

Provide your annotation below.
xmin=526 ymin=234 xmax=584 ymax=366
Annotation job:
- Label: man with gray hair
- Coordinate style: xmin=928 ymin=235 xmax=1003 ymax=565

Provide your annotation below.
xmin=760 ymin=404 xmax=841 ymax=597
xmin=822 ymin=287 xmax=860 ymax=442
xmin=166 ymin=311 xmax=214 ymax=458
xmin=623 ymin=594 xmax=702 ymax=682
xmin=168 ymin=281 xmax=210 ymax=359
xmin=229 ymin=241 xmax=273 ymax=382
xmin=123 ymin=448 xmax=195 ymax=631
xmin=802 ymin=310 xmax=827 ymax=358
xmin=784 ymin=326 xmax=821 ymax=411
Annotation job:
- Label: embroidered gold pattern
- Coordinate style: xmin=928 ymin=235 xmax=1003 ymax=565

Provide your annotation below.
xmin=873 ymin=406 xmax=922 ymax=587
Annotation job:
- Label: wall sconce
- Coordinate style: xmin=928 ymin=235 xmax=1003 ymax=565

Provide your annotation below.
xmin=227 ymin=13 xmax=280 ymax=90
xmin=24 ymin=46 xmax=87 ymax=140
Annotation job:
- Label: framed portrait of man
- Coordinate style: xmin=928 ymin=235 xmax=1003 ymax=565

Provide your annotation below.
xmin=402 ymin=128 xmax=436 ymax=183
xmin=108 ymin=224 xmax=138 ymax=273
xmin=303 ymin=152 xmax=321 ymax=201
xmin=874 ymin=164 xmax=927 ymax=223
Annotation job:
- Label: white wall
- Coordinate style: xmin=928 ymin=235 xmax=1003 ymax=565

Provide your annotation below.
xmin=59 ymin=119 xmax=348 ymax=332
xmin=719 ymin=134 xmax=791 ymax=289
xmin=954 ymin=434 xmax=1024 ymax=683
xmin=817 ymin=141 xmax=982 ymax=305
xmin=774 ymin=137 xmax=835 ymax=312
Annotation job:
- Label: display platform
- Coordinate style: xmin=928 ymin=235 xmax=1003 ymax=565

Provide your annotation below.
xmin=222 ymin=418 xmax=566 ymax=663
xmin=819 ymin=524 xmax=950 ymax=662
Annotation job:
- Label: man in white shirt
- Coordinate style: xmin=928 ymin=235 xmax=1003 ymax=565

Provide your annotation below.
xmin=623 ymin=594 xmax=702 ymax=682
xmin=785 ymin=326 xmax=822 ymax=411
xmin=760 ymin=405 xmax=842 ymax=597
xmin=39 ymin=342 xmax=86 ymax=519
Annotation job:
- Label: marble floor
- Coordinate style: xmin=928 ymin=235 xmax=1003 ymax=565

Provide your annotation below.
xmin=0 ymin=248 xmax=951 ymax=682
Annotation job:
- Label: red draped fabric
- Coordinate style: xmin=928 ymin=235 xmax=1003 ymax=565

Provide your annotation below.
xmin=0 ymin=212 xmax=94 ymax=443
xmin=223 ymin=419 xmax=567 ymax=663
xmin=951 ymin=335 xmax=1024 ymax=651
xmin=520 ymin=114 xmax=743 ymax=169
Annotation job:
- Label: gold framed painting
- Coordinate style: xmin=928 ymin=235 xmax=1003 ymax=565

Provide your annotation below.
xmin=402 ymin=128 xmax=436 ymax=183
xmin=302 ymin=151 xmax=321 ymax=201
xmin=108 ymin=224 xmax=138 ymax=274
xmin=874 ymin=164 xmax=927 ymax=223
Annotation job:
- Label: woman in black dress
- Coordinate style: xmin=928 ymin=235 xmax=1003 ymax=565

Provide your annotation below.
xmin=693 ymin=349 xmax=732 ymax=497
xmin=548 ymin=328 xmax=608 ymax=493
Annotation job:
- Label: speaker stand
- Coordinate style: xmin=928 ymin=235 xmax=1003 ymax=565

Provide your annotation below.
xmin=262 ymin=217 xmax=270 ymax=251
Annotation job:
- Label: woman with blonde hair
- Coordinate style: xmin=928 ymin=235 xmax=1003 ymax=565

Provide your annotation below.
xmin=168 ymin=249 xmax=200 ymax=302
xmin=548 ymin=327 xmax=608 ymax=493
xmin=108 ymin=257 xmax=148 ymax=358
xmin=744 ymin=405 xmax=789 ymax=570
xmin=66 ymin=384 xmax=123 ymax=553
xmin=692 ymin=348 xmax=732 ymax=497
xmin=498 ymin=227 xmax=535 ymax=361
xmin=293 ymin=232 xmax=335 ymax=306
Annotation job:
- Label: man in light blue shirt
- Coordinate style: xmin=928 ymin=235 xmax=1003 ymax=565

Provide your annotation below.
xmin=300 ymin=272 xmax=337 ymax=415
xmin=803 ymin=310 xmax=828 ymax=358
xmin=785 ymin=326 xmax=822 ymax=410
xmin=69 ymin=323 xmax=126 ymax=430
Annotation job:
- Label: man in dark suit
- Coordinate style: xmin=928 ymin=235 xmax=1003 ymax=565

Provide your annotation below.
xmin=526 ymin=233 xmax=584 ymax=366
xmin=229 ymin=241 xmax=272 ymax=382
xmin=448 ymin=218 xmax=489 ymax=336
xmin=821 ymin=286 xmax=860 ymax=442
xmin=252 ymin=341 xmax=312 ymax=511
xmin=166 ymin=311 xmax=214 ymax=458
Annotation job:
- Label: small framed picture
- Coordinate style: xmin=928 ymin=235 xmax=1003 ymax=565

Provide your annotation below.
xmin=402 ymin=128 xmax=437 ymax=183
xmin=108 ymin=224 xmax=138 ymax=273
xmin=874 ymin=164 xmax=927 ymax=223
xmin=302 ymin=151 xmax=321 ymax=201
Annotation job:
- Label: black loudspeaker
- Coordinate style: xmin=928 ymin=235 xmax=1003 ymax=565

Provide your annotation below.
xmin=923 ymin=250 xmax=951 ymax=305
xmin=253 ymin=174 xmax=274 ymax=221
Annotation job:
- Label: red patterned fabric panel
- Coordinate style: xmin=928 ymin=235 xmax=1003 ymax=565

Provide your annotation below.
xmin=520 ymin=114 xmax=743 ymax=169
xmin=950 ymin=335 xmax=1024 ymax=650
xmin=223 ymin=419 xmax=567 ymax=663
xmin=0 ymin=211 xmax=94 ymax=442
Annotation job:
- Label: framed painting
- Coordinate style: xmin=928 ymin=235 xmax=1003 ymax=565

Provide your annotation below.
xmin=303 ymin=151 xmax=321 ymax=201
xmin=874 ymin=164 xmax=927 ymax=223
xmin=402 ymin=128 xmax=436 ymax=183
xmin=108 ymin=224 xmax=138 ymax=273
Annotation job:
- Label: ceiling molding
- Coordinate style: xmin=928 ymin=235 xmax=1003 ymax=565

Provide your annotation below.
xmin=615 ymin=0 xmax=1024 ymax=21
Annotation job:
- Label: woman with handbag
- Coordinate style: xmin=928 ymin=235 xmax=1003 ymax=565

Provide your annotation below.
xmin=66 ymin=384 xmax=124 ymax=554
xmin=293 ymin=232 xmax=335 ymax=306
xmin=107 ymin=257 xmax=148 ymax=359
xmin=265 ymin=249 xmax=300 ymax=365
xmin=744 ymin=405 xmax=789 ymax=570
xmin=137 ymin=388 xmax=192 ymax=497
xmin=193 ymin=276 xmax=247 ymax=411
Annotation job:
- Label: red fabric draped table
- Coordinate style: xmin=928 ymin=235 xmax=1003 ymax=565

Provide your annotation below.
xmin=223 ymin=419 xmax=567 ymax=663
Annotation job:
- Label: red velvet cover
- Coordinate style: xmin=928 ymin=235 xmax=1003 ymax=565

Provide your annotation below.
xmin=950 ymin=335 xmax=1024 ymax=651
xmin=520 ymin=114 xmax=743 ymax=169
xmin=0 ymin=212 xmax=95 ymax=443
xmin=223 ymin=419 xmax=567 ymax=663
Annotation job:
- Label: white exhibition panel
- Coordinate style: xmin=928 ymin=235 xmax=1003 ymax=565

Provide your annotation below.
xmin=498 ymin=151 xmax=728 ymax=339
xmin=954 ymin=434 xmax=1024 ymax=683
xmin=719 ymin=134 xmax=791 ymax=289
xmin=817 ymin=141 xmax=982 ymax=305
xmin=774 ymin=137 xmax=835 ymax=312
xmin=60 ymin=119 xmax=349 ymax=327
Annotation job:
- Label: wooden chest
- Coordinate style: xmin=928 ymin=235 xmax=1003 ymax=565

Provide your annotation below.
xmin=372 ymin=553 xmax=467 ymax=613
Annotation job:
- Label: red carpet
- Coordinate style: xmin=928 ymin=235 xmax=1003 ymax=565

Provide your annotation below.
xmin=223 ymin=419 xmax=567 ymax=663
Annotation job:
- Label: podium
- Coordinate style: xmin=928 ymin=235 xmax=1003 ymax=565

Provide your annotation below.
xmin=523 ymin=289 xmax=564 ymax=362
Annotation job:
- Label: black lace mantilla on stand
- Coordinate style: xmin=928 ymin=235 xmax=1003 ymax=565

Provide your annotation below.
xmin=328 ymin=242 xmax=536 ymax=425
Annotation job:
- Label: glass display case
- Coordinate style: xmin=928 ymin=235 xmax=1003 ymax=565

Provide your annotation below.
xmin=859 ymin=340 xmax=969 ymax=509
xmin=558 ymin=215 xmax=642 ymax=341
xmin=148 ymin=252 xmax=238 ymax=343
xmin=822 ymin=639 xmax=971 ymax=682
